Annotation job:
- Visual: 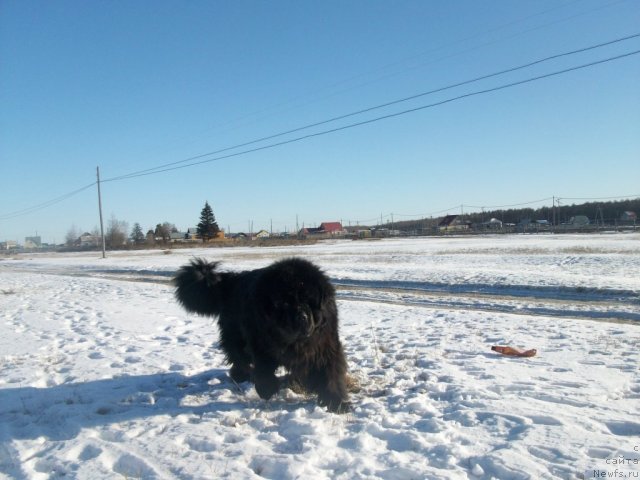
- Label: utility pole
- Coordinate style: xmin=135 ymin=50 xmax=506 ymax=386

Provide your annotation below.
xmin=557 ymin=198 xmax=562 ymax=226
xmin=595 ymin=206 xmax=604 ymax=228
xmin=96 ymin=166 xmax=106 ymax=259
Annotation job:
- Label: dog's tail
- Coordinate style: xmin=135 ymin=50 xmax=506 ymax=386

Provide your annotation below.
xmin=174 ymin=258 xmax=225 ymax=316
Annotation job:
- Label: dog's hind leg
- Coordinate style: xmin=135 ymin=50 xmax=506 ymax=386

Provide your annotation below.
xmin=217 ymin=323 xmax=253 ymax=383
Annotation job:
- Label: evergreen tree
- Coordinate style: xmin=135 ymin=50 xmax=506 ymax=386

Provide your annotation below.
xmin=130 ymin=223 xmax=145 ymax=244
xmin=197 ymin=201 xmax=220 ymax=242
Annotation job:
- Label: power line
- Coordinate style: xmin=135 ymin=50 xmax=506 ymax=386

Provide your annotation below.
xmin=4 ymin=45 xmax=639 ymax=222
xmin=560 ymin=194 xmax=640 ymax=201
xmin=465 ymin=197 xmax=554 ymax=209
xmin=345 ymin=194 xmax=640 ymax=226
xmin=99 ymin=0 xmax=592 ymax=167
xmin=0 ymin=182 xmax=96 ymax=221
xmin=103 ymin=48 xmax=640 ymax=183
xmin=111 ymin=1 xmax=629 ymax=170
xmin=104 ymin=32 xmax=640 ymax=183
xmin=395 ymin=197 xmax=554 ymax=219
xmin=395 ymin=204 xmax=464 ymax=218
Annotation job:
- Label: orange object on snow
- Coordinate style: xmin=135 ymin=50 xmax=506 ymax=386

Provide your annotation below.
xmin=491 ymin=346 xmax=537 ymax=357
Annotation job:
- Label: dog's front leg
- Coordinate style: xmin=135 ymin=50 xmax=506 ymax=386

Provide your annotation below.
xmin=252 ymin=356 xmax=279 ymax=400
xmin=307 ymin=366 xmax=351 ymax=413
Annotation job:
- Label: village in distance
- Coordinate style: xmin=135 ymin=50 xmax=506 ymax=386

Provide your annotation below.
xmin=2 ymin=198 xmax=638 ymax=253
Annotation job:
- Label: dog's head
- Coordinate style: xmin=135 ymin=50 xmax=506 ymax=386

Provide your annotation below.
xmin=257 ymin=258 xmax=335 ymax=343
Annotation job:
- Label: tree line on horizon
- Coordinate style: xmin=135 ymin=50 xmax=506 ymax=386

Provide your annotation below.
xmin=65 ymin=201 xmax=221 ymax=248
xmin=63 ymin=198 xmax=638 ymax=248
xmin=379 ymin=198 xmax=640 ymax=231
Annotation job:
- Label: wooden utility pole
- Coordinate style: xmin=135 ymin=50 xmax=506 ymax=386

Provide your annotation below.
xmin=96 ymin=166 xmax=106 ymax=259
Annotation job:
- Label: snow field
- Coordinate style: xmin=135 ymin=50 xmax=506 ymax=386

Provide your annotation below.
xmin=1 ymin=233 xmax=639 ymax=479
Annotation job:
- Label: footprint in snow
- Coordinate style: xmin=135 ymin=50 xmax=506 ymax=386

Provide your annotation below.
xmin=112 ymin=453 xmax=158 ymax=478
xmin=606 ymin=421 xmax=640 ymax=436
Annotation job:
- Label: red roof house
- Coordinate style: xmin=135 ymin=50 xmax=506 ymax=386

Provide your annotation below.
xmin=319 ymin=222 xmax=344 ymax=234
xmin=299 ymin=222 xmax=345 ymax=237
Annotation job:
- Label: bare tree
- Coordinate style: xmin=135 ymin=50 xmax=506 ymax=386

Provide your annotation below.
xmin=65 ymin=225 xmax=80 ymax=247
xmin=155 ymin=222 xmax=175 ymax=244
xmin=146 ymin=229 xmax=156 ymax=246
xmin=107 ymin=215 xmax=128 ymax=248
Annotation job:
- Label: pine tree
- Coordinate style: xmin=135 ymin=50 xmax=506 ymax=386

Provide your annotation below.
xmin=197 ymin=201 xmax=220 ymax=242
xmin=130 ymin=223 xmax=145 ymax=244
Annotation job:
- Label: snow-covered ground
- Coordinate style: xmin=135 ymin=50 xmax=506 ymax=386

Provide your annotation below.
xmin=1 ymin=233 xmax=638 ymax=479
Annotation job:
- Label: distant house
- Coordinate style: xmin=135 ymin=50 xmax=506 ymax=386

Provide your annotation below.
xmin=182 ymin=228 xmax=223 ymax=242
xmin=438 ymin=215 xmax=469 ymax=232
xmin=170 ymin=232 xmax=188 ymax=242
xmin=438 ymin=215 xmax=457 ymax=228
xmin=479 ymin=218 xmax=503 ymax=229
xmin=319 ymin=222 xmax=345 ymax=234
xmin=0 ymin=240 xmax=18 ymax=250
xmin=255 ymin=230 xmax=270 ymax=239
xmin=299 ymin=222 xmax=346 ymax=237
xmin=518 ymin=218 xmax=532 ymax=228
xmin=621 ymin=211 xmax=637 ymax=223
xmin=24 ymin=236 xmax=42 ymax=249
xmin=568 ymin=215 xmax=590 ymax=227
xmin=79 ymin=232 xmax=101 ymax=248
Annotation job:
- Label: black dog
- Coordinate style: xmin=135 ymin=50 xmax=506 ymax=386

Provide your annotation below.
xmin=174 ymin=257 xmax=350 ymax=413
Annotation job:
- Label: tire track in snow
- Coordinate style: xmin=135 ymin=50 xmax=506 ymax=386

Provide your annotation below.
xmin=6 ymin=265 xmax=637 ymax=324
xmin=336 ymin=286 xmax=640 ymax=324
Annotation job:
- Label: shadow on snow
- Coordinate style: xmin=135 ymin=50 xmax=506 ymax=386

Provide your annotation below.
xmin=0 ymin=369 xmax=259 ymax=442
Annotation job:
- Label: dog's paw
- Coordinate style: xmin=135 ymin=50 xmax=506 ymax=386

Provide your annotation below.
xmin=318 ymin=395 xmax=352 ymax=414
xmin=254 ymin=375 xmax=279 ymax=400
xmin=326 ymin=400 xmax=352 ymax=414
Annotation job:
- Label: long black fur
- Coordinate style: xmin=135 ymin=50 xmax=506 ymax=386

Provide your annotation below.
xmin=174 ymin=257 xmax=350 ymax=413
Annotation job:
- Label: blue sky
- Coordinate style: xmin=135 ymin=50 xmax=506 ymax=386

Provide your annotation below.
xmin=1 ymin=0 xmax=639 ymax=243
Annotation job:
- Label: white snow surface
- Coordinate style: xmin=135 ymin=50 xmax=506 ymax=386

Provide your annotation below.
xmin=1 ymin=233 xmax=639 ymax=479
